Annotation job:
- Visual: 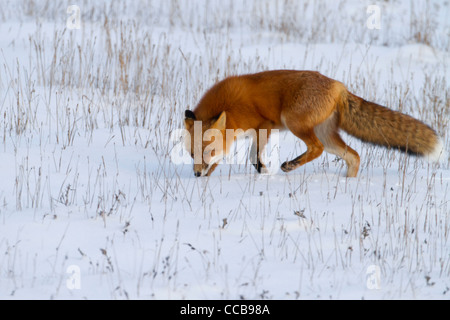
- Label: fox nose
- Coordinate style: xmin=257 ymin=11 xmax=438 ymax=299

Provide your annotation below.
xmin=194 ymin=171 xmax=201 ymax=177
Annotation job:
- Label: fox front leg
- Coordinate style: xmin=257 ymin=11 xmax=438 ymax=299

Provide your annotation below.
xmin=250 ymin=125 xmax=273 ymax=174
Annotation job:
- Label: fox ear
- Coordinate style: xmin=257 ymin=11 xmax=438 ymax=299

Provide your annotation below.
xmin=184 ymin=110 xmax=196 ymax=129
xmin=212 ymin=111 xmax=226 ymax=131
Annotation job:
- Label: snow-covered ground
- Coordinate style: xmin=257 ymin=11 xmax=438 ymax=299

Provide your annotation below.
xmin=0 ymin=0 xmax=449 ymax=299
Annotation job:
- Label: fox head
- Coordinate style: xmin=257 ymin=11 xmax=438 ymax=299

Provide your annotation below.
xmin=184 ymin=110 xmax=228 ymax=177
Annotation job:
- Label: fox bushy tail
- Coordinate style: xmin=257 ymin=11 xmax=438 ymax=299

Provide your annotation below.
xmin=338 ymin=92 xmax=444 ymax=161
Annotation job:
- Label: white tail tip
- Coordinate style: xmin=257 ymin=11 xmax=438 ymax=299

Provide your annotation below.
xmin=426 ymin=138 xmax=446 ymax=163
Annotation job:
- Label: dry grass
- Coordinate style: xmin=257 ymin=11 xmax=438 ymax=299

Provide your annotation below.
xmin=0 ymin=0 xmax=448 ymax=299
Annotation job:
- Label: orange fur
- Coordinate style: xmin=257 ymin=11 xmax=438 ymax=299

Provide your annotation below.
xmin=184 ymin=70 xmax=443 ymax=177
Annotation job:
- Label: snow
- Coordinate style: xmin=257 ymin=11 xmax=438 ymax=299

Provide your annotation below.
xmin=0 ymin=0 xmax=449 ymax=300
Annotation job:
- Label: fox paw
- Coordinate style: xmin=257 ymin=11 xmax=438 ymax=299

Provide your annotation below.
xmin=253 ymin=161 xmax=267 ymax=173
xmin=281 ymin=161 xmax=295 ymax=172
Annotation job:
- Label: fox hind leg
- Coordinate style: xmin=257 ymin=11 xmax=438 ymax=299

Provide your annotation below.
xmin=314 ymin=113 xmax=360 ymax=177
xmin=280 ymin=130 xmax=324 ymax=172
xmin=280 ymin=113 xmax=325 ymax=172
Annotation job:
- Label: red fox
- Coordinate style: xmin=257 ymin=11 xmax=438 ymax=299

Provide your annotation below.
xmin=184 ymin=70 xmax=444 ymax=177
